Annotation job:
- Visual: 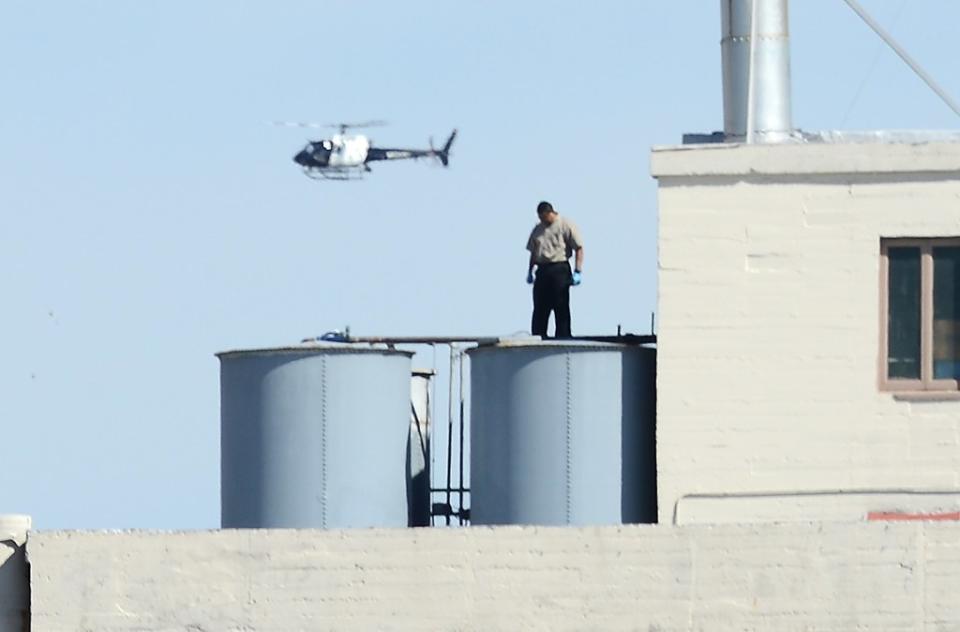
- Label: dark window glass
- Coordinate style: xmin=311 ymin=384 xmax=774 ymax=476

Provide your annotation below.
xmin=933 ymin=246 xmax=960 ymax=380
xmin=887 ymin=247 xmax=922 ymax=379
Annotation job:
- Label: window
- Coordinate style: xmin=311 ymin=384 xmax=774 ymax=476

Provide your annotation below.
xmin=881 ymin=238 xmax=960 ymax=391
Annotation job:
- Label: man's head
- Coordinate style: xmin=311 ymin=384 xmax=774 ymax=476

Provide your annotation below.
xmin=537 ymin=200 xmax=558 ymax=225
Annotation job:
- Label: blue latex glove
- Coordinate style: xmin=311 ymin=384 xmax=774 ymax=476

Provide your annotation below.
xmin=526 ymin=271 xmax=535 ymax=284
xmin=572 ymin=271 xmax=582 ymax=286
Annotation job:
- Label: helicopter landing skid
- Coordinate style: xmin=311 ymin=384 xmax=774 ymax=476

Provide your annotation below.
xmin=302 ymin=166 xmax=366 ymax=181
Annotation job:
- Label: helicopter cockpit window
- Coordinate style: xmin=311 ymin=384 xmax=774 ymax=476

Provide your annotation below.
xmin=322 ymin=140 xmax=333 ymax=151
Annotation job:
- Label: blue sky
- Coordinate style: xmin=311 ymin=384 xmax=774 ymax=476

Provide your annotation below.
xmin=2 ymin=1 xmax=959 ymax=529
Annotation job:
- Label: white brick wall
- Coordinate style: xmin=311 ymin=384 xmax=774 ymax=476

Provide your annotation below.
xmin=652 ymin=141 xmax=960 ymax=525
xmin=26 ymin=523 xmax=960 ymax=631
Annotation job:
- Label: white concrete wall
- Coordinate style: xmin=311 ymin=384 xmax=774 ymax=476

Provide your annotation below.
xmin=27 ymin=523 xmax=960 ymax=631
xmin=652 ymin=141 xmax=960 ymax=525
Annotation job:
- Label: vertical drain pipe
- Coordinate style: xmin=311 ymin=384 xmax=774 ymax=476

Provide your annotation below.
xmin=721 ymin=0 xmax=793 ymax=142
xmin=0 ymin=515 xmax=31 ymax=632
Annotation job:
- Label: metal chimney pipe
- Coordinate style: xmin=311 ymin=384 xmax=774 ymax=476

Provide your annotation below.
xmin=721 ymin=0 xmax=793 ymax=142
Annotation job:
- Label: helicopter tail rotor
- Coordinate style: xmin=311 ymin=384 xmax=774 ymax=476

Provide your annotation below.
xmin=437 ymin=129 xmax=457 ymax=167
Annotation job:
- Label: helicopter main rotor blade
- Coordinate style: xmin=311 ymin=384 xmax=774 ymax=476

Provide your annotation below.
xmin=268 ymin=120 xmax=328 ymax=129
xmin=269 ymin=120 xmax=389 ymax=131
xmin=327 ymin=120 xmax=388 ymax=129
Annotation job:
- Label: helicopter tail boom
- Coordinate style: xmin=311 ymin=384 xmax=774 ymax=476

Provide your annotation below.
xmin=364 ymin=128 xmax=458 ymax=166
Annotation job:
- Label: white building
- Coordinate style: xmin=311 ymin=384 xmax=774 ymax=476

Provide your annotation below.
xmin=653 ymin=138 xmax=960 ymax=526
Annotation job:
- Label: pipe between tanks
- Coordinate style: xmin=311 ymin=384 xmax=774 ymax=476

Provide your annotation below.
xmin=324 ymin=334 xmax=656 ymax=346
xmin=721 ymin=0 xmax=793 ymax=142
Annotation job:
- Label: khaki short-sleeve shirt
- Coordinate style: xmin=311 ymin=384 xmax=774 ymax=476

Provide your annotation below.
xmin=526 ymin=216 xmax=583 ymax=264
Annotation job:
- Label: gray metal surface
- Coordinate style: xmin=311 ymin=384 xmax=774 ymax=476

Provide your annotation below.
xmin=407 ymin=371 xmax=432 ymax=527
xmin=721 ymin=0 xmax=792 ymax=142
xmin=219 ymin=345 xmax=413 ymax=528
xmin=802 ymin=130 xmax=960 ymax=144
xmin=684 ymin=128 xmax=960 ymax=146
xmin=468 ymin=342 xmax=656 ymax=526
xmin=0 ymin=515 xmax=30 ymax=632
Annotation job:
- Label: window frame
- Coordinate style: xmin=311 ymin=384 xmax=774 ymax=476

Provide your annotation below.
xmin=880 ymin=237 xmax=960 ymax=392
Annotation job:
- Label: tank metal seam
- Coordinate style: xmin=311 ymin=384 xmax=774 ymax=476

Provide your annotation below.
xmin=565 ymin=352 xmax=572 ymax=524
xmin=320 ymin=356 xmax=327 ymax=529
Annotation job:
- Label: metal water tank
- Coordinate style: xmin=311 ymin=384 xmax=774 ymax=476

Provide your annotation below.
xmin=219 ymin=344 xmax=413 ymax=528
xmin=0 ymin=515 xmax=30 ymax=632
xmin=468 ymin=340 xmax=656 ymax=526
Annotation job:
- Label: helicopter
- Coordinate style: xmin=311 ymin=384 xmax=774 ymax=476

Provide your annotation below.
xmin=273 ymin=120 xmax=457 ymax=180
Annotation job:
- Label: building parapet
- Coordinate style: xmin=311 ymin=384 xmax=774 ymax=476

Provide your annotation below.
xmin=652 ymin=134 xmax=960 ymax=178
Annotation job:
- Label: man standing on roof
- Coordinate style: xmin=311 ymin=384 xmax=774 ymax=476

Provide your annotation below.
xmin=526 ymin=200 xmax=584 ymax=339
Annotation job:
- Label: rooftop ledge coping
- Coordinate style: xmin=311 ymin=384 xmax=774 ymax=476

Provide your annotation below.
xmin=650 ymin=130 xmax=960 ymax=178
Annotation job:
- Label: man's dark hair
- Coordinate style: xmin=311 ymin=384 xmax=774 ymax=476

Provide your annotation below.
xmin=537 ymin=201 xmax=554 ymax=215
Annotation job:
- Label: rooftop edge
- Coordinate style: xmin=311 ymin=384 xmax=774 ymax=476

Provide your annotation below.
xmin=651 ymin=131 xmax=960 ymax=178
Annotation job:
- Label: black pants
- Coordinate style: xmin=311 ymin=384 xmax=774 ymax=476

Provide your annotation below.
xmin=532 ymin=261 xmax=572 ymax=338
